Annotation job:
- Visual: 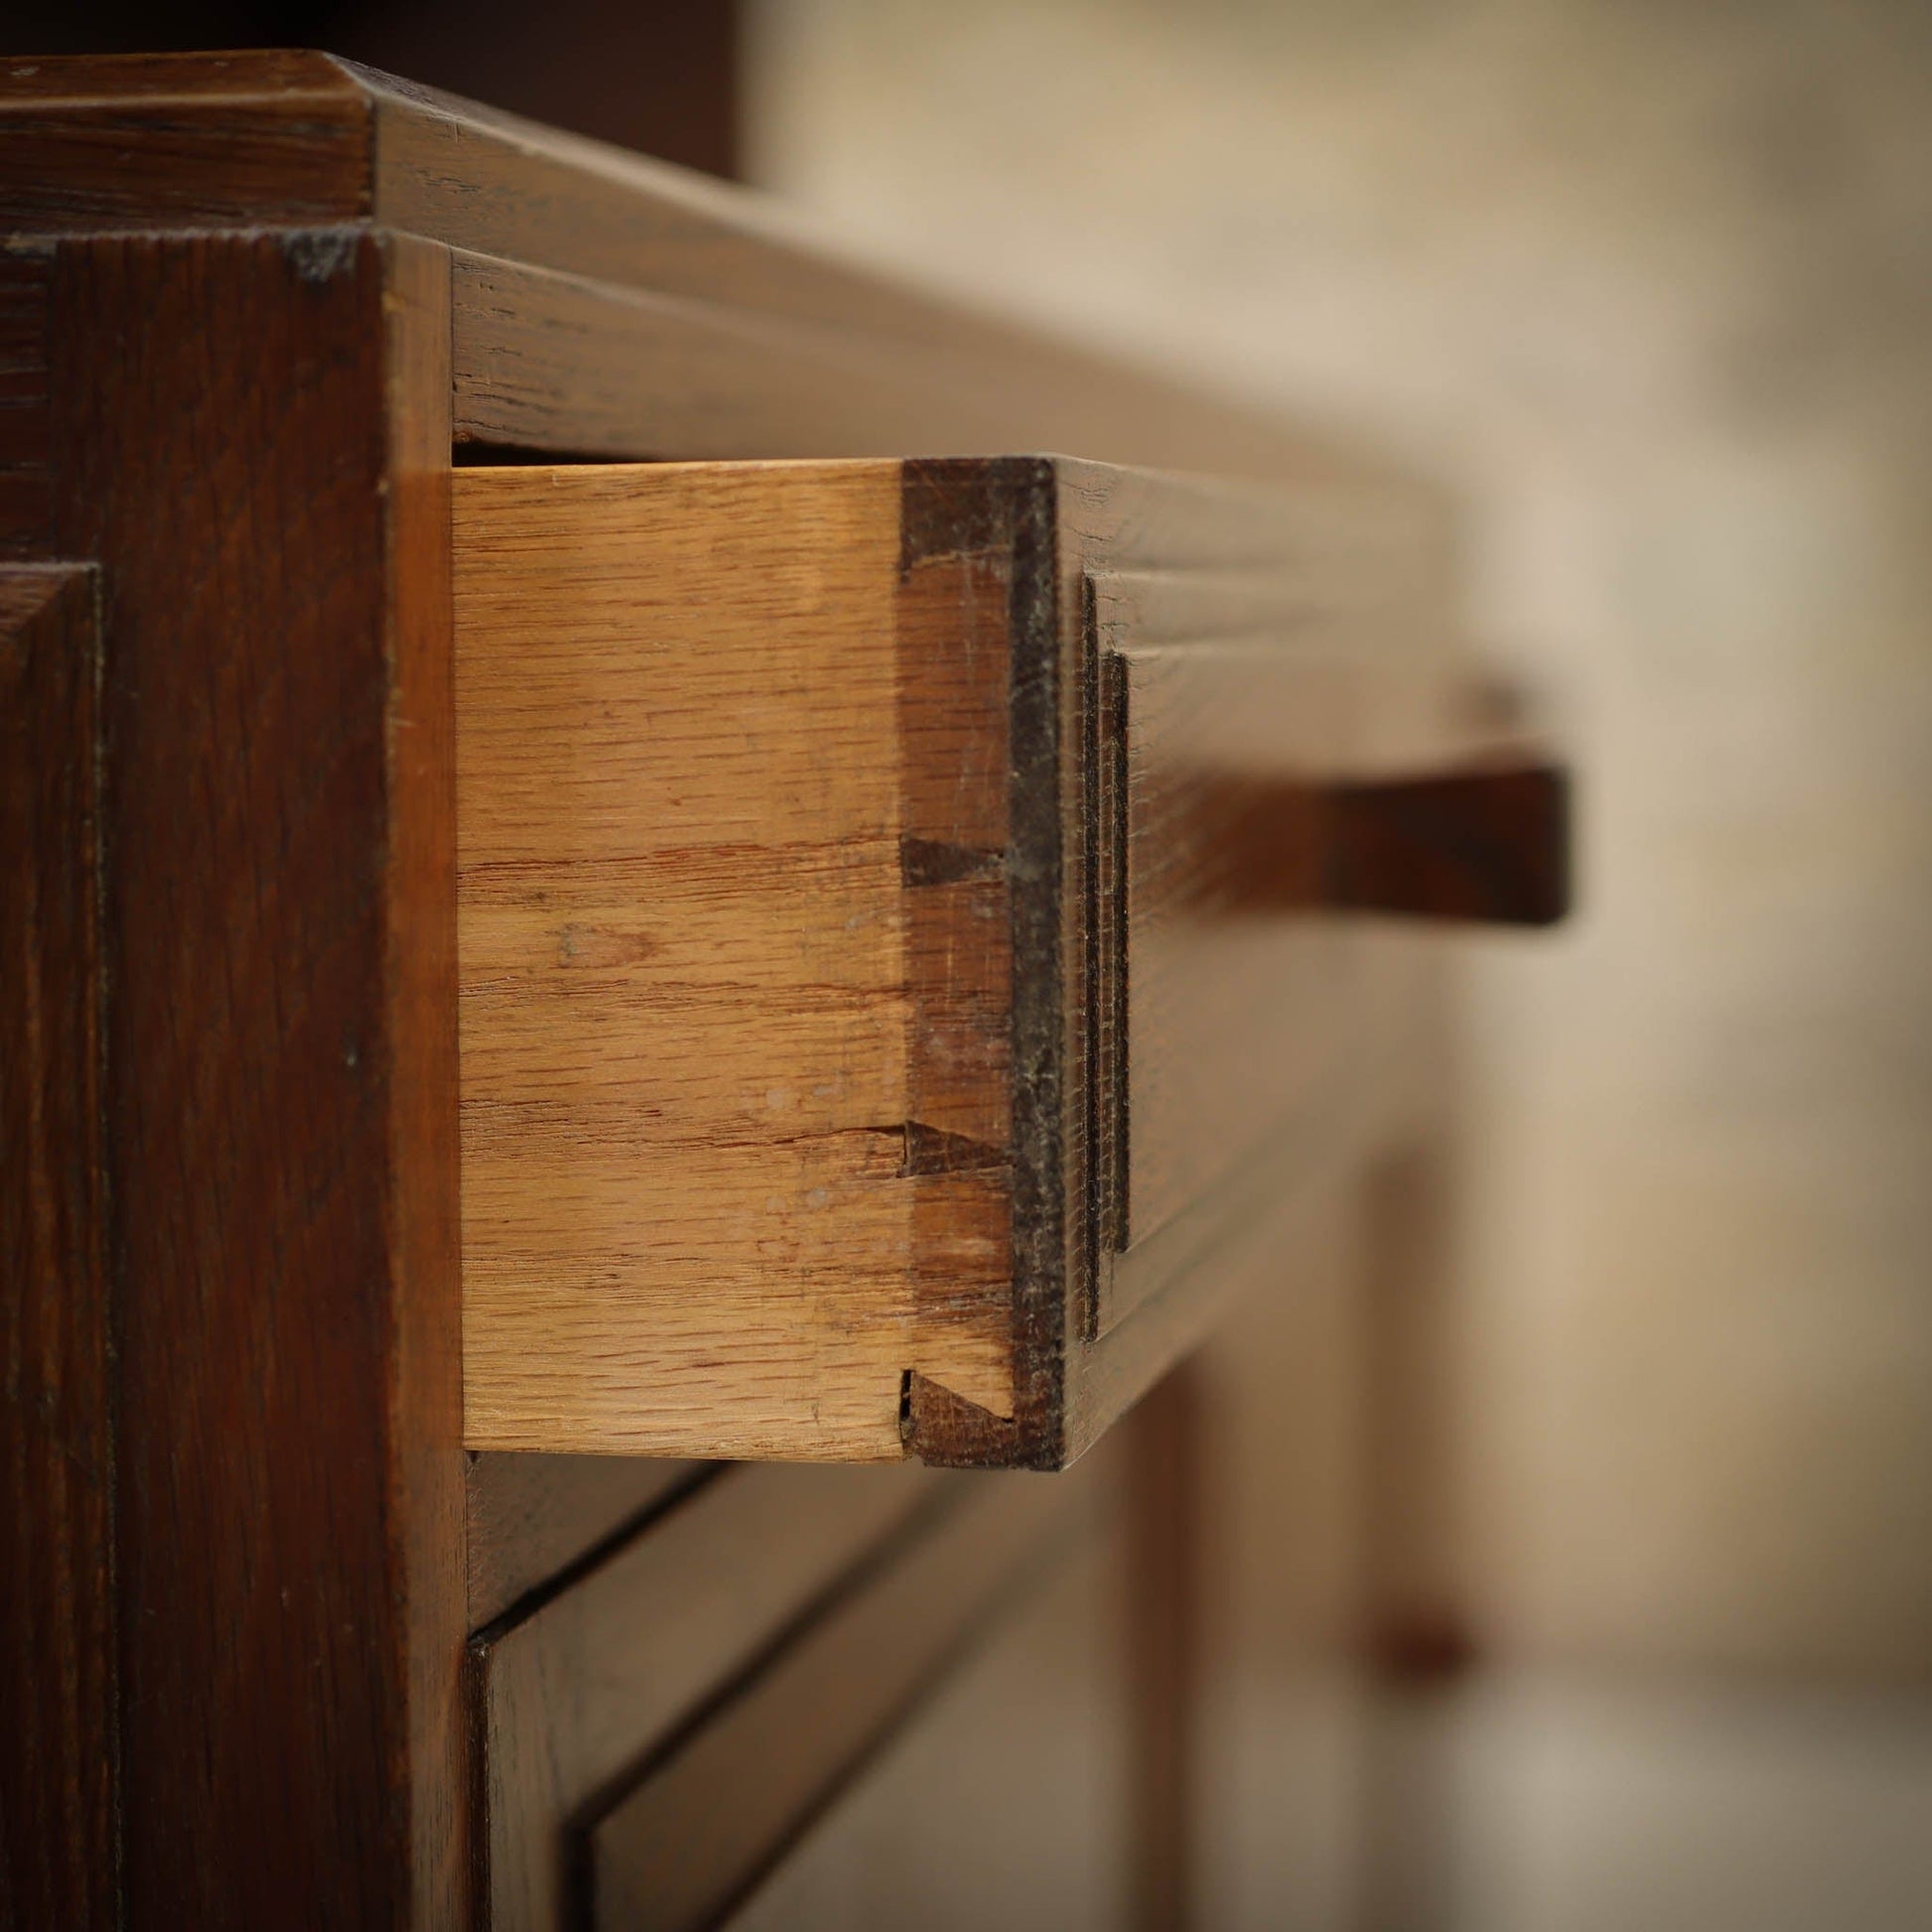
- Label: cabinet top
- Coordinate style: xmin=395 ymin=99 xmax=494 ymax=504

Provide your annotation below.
xmin=0 ymin=49 xmax=1439 ymax=490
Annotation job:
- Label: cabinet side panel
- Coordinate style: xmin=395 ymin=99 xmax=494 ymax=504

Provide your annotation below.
xmin=52 ymin=230 xmax=458 ymax=1928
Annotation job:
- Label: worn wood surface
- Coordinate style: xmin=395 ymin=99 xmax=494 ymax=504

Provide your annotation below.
xmin=910 ymin=459 xmax=1513 ymax=1465
xmin=455 ymin=460 xmax=1014 ymax=1457
xmin=473 ymin=1460 xmax=945 ymax=1931
xmin=585 ymin=1465 xmax=1085 ymax=1932
xmin=0 ymin=50 xmax=370 ymax=228
xmin=42 ymin=226 xmax=469 ymax=1928
xmin=0 ymin=564 xmax=112 ymax=1932
xmin=467 ymin=1454 xmax=706 ymax=1628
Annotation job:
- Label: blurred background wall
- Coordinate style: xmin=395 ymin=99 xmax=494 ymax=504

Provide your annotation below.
xmin=745 ymin=0 xmax=1932 ymax=1687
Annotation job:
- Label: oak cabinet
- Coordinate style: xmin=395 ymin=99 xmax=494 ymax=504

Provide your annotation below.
xmin=0 ymin=49 xmax=1565 ymax=1930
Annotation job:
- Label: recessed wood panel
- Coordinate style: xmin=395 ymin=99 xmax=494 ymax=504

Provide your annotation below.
xmin=713 ymin=1536 xmax=1133 ymax=1932
xmin=473 ymin=1460 xmax=946 ymax=1930
xmin=1101 ymin=617 xmax=1556 ymax=1313
xmin=589 ymin=1469 xmax=1108 ymax=1932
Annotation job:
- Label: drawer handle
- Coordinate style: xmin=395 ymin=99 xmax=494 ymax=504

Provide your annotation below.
xmin=1154 ymin=764 xmax=1571 ymax=927
xmin=1324 ymin=764 xmax=1570 ymax=925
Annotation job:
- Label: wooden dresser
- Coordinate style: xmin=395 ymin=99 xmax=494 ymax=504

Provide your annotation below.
xmin=0 ymin=52 xmax=1565 ymax=1930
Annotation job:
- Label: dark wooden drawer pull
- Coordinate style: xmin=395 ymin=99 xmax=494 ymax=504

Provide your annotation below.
xmin=1137 ymin=764 xmax=1570 ymax=923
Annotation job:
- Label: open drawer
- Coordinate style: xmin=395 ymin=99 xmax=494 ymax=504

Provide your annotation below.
xmin=455 ymin=456 xmax=1566 ymax=1466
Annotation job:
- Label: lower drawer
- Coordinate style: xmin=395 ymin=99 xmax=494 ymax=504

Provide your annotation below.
xmin=455 ymin=457 xmax=1566 ymax=1466
xmin=470 ymin=1454 xmax=1100 ymax=1930
xmin=585 ymin=1479 xmax=1117 ymax=1932
xmin=665 ymin=1522 xmax=1132 ymax=1932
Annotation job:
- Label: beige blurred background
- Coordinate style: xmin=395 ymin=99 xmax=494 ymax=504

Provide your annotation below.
xmin=746 ymin=0 xmax=1932 ymax=1924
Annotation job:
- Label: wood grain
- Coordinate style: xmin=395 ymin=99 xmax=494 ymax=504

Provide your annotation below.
xmin=364 ymin=69 xmax=1429 ymax=486
xmin=0 ymin=564 xmax=111 ymax=1932
xmin=449 ymin=250 xmax=1023 ymax=463
xmin=454 ymin=461 xmax=1016 ymax=1458
xmin=0 ymin=248 xmax=53 ymax=557
xmin=584 ymin=1466 xmax=1087 ymax=1932
xmin=383 ymin=231 xmax=471 ymax=1932
xmin=473 ymin=1460 xmax=945 ymax=1931
xmin=443 ymin=247 xmax=1411 ymax=483
xmin=1106 ymin=625 xmax=1553 ymax=1283
xmin=0 ymin=50 xmax=370 ymax=229
xmin=48 ymin=227 xmax=469 ymax=1928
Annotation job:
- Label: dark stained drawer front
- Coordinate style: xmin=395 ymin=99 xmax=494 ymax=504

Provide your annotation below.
xmin=470 ymin=1452 xmax=1098 ymax=1932
xmin=454 ymin=457 xmax=1566 ymax=1467
xmin=584 ymin=1470 xmax=1095 ymax=1932
xmin=473 ymin=1460 xmax=948 ymax=1930
xmin=654 ymin=1512 xmax=1130 ymax=1932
